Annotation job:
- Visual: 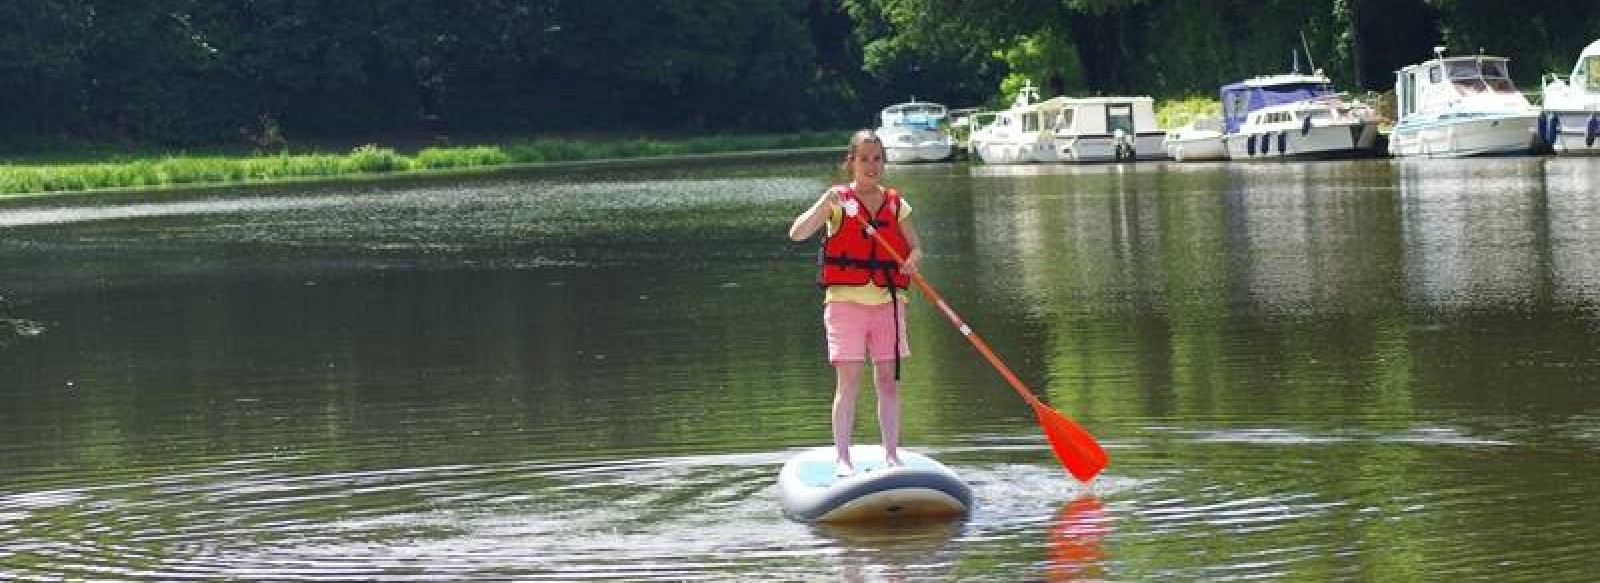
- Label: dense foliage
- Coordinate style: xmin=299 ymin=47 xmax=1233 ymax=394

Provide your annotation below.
xmin=2 ymin=0 xmax=1594 ymax=148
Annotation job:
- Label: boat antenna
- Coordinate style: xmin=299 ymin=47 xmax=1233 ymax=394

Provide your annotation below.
xmin=1292 ymin=49 xmax=1301 ymax=74
xmin=1299 ymin=31 xmax=1318 ymax=73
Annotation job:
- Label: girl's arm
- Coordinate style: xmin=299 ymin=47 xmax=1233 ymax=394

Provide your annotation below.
xmin=788 ymin=189 xmax=839 ymax=241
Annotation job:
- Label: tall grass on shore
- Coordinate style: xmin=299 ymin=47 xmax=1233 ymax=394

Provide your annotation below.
xmin=0 ymin=131 xmax=845 ymax=196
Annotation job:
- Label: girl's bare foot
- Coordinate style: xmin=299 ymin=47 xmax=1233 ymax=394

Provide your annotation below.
xmin=835 ymin=460 xmax=856 ymax=477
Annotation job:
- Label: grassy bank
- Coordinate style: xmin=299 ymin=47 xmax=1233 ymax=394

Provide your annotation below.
xmin=0 ymin=131 xmax=847 ymax=196
xmin=1156 ymin=96 xmax=1223 ymax=128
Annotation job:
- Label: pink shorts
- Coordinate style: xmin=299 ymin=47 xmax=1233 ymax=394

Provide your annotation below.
xmin=824 ymin=301 xmax=910 ymax=364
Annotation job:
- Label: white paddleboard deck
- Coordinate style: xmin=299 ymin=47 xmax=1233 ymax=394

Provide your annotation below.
xmin=778 ymin=445 xmax=973 ymax=522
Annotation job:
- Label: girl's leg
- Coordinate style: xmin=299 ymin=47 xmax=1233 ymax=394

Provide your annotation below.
xmin=872 ymin=361 xmax=902 ymax=465
xmin=833 ymin=361 xmax=864 ymax=473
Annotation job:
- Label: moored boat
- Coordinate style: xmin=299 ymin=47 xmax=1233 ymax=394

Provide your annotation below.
xmin=967 ymin=81 xmax=1054 ymax=164
xmin=876 ymin=100 xmax=958 ymax=163
xmin=1220 ymin=72 xmax=1383 ymax=160
xmin=1389 ymin=47 xmax=1540 ymax=157
xmin=1046 ymin=96 xmax=1167 ymax=161
xmin=1538 ymin=39 xmax=1600 ymax=155
xmin=1164 ymin=116 xmax=1228 ymax=161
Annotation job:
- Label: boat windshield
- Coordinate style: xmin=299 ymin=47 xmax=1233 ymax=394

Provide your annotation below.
xmin=1447 ymin=59 xmax=1517 ymax=95
xmin=883 ymin=104 xmax=947 ymax=130
xmin=1579 ymin=56 xmax=1600 ymax=92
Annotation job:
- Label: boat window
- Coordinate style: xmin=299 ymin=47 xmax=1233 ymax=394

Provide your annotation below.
xmin=1428 ymin=65 xmax=1442 ymax=84
xmin=1022 ymin=113 xmax=1039 ymax=132
xmin=1106 ymin=104 xmax=1134 ymax=135
xmin=1403 ymin=72 xmax=1416 ymax=116
xmin=1227 ymin=94 xmax=1248 ymax=118
xmin=1453 ymin=78 xmax=1489 ymax=95
xmin=1485 ymin=78 xmax=1516 ymax=93
xmin=1057 ymin=110 xmax=1075 ymax=130
xmin=1447 ymin=60 xmax=1479 ymax=79
xmin=1581 ymin=56 xmax=1600 ymax=92
xmin=1481 ymin=60 xmax=1509 ymax=78
xmin=1304 ymin=109 xmax=1333 ymax=120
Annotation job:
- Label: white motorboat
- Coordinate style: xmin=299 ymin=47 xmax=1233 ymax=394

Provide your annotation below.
xmin=1164 ymin=116 xmax=1227 ymax=161
xmin=876 ymin=101 xmax=957 ymax=163
xmin=1538 ymin=38 xmax=1600 ymax=155
xmin=1045 ymin=96 xmax=1167 ymax=161
xmin=1225 ymin=94 xmax=1382 ymax=159
xmin=967 ymin=81 xmax=1055 ymax=164
xmin=1390 ymin=47 xmax=1540 ymax=157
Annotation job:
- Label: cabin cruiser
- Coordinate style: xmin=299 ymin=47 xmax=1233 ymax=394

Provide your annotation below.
xmin=1538 ymin=38 xmax=1600 ymax=155
xmin=967 ymin=81 xmax=1055 ymax=164
xmin=1220 ymin=73 xmax=1382 ymax=160
xmin=1045 ymin=96 xmax=1167 ymax=161
xmin=969 ymin=82 xmax=1166 ymax=164
xmin=1390 ymin=48 xmax=1540 ymax=157
xmin=876 ymin=101 xmax=957 ymax=163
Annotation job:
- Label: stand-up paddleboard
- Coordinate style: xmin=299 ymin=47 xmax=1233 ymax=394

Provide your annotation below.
xmin=778 ymin=445 xmax=972 ymax=522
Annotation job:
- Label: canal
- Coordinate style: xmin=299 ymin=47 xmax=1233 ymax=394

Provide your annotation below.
xmin=3 ymin=155 xmax=1599 ymax=580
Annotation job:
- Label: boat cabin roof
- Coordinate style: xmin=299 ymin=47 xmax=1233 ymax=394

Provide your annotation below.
xmin=1396 ymin=54 xmax=1510 ymax=75
xmin=1234 ymin=72 xmax=1332 ymax=88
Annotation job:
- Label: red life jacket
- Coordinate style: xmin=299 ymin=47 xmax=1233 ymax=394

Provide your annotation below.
xmin=818 ymin=185 xmax=911 ymax=289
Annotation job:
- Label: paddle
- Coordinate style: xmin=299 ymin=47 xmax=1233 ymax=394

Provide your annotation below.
xmin=846 ymin=208 xmax=1109 ymax=483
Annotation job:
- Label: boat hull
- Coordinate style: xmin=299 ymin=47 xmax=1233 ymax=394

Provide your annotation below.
xmin=1539 ymin=110 xmax=1600 ymax=155
xmin=1389 ymin=113 xmax=1539 ymax=158
xmin=885 ymin=142 xmax=955 ymax=163
xmin=971 ymin=140 xmax=1050 ymax=164
xmin=1225 ymin=122 xmax=1382 ymax=160
xmin=1053 ymin=132 xmax=1168 ymax=162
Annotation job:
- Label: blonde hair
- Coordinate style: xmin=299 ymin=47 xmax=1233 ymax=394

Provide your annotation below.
xmin=841 ymin=129 xmax=882 ymax=175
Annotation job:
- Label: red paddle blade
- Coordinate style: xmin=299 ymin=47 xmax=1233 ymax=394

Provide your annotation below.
xmin=1032 ymin=401 xmax=1109 ymax=482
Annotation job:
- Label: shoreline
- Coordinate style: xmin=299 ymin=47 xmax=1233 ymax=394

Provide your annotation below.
xmin=0 ymin=145 xmax=845 ymax=202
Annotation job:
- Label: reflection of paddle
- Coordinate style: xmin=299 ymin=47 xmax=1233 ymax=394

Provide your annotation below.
xmin=1048 ymin=496 xmax=1110 ymax=581
xmin=847 ymin=212 xmax=1109 ymax=482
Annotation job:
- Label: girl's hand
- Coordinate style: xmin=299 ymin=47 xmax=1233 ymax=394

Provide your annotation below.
xmin=821 ymin=187 xmax=843 ymax=211
xmin=901 ymin=249 xmax=920 ymax=274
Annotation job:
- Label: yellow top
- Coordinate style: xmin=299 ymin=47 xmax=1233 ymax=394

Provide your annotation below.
xmin=822 ymin=199 xmax=913 ymax=305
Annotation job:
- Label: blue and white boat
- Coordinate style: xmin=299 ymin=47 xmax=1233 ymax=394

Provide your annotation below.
xmin=876 ymin=101 xmax=957 ymax=163
xmin=1219 ymin=72 xmax=1383 ymax=160
xmin=1390 ymin=47 xmax=1540 ymax=157
xmin=1538 ymin=39 xmax=1600 ymax=155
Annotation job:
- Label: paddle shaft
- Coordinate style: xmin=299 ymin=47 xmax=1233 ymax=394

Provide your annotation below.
xmin=850 ymin=218 xmax=1047 ymax=409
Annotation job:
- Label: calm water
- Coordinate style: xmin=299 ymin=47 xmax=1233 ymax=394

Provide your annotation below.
xmin=3 ymin=156 xmax=1600 ymax=581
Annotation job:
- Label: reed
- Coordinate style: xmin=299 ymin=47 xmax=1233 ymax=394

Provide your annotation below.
xmin=0 ymin=131 xmax=846 ymax=196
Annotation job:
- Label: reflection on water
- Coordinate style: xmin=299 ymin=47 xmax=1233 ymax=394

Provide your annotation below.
xmin=1046 ymin=497 xmax=1110 ymax=582
xmin=4 ymin=157 xmax=1600 ymax=580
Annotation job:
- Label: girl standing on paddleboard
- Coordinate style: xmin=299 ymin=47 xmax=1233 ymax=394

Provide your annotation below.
xmin=788 ymin=129 xmax=923 ymax=476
